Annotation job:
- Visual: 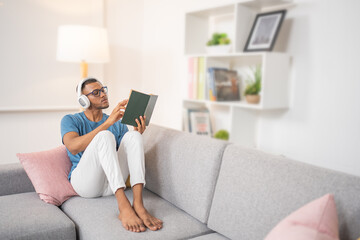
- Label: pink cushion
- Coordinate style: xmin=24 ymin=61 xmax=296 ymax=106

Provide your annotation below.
xmin=265 ymin=194 xmax=339 ymax=240
xmin=17 ymin=145 xmax=78 ymax=206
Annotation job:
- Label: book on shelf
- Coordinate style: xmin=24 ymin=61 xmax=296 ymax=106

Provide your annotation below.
xmin=187 ymin=57 xmax=206 ymax=100
xmin=197 ymin=57 xmax=205 ymax=100
xmin=183 ymin=108 xmax=212 ymax=136
xmin=207 ymin=68 xmax=240 ymax=101
xmin=193 ymin=57 xmax=198 ymax=99
xmin=187 ymin=57 xmax=194 ymax=99
xmin=121 ymin=90 xmax=158 ymax=127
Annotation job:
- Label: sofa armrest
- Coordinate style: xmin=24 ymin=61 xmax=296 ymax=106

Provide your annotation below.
xmin=0 ymin=163 xmax=35 ymax=196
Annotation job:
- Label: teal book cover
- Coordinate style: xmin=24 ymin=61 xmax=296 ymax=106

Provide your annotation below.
xmin=121 ymin=90 xmax=158 ymax=127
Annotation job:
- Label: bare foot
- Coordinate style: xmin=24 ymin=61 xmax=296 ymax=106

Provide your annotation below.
xmin=118 ymin=206 xmax=146 ymax=233
xmin=133 ymin=204 xmax=163 ymax=231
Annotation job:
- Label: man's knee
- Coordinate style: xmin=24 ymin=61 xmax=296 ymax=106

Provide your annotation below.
xmin=122 ymin=131 xmax=143 ymax=146
xmin=124 ymin=131 xmax=142 ymax=141
xmin=94 ymin=130 xmax=116 ymax=144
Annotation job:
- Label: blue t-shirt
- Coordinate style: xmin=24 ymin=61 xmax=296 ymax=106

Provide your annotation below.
xmin=61 ymin=112 xmax=128 ymax=179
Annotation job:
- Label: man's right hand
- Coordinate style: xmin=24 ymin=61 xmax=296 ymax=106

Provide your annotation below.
xmin=106 ymin=99 xmax=128 ymax=126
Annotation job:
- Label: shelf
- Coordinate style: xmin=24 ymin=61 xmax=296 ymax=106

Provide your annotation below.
xmin=186 ymin=52 xmax=288 ymax=58
xmin=184 ymin=99 xmax=262 ymax=110
xmin=183 ymin=0 xmax=293 ymax=147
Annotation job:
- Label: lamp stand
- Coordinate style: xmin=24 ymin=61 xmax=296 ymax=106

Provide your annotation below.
xmin=81 ymin=60 xmax=88 ymax=78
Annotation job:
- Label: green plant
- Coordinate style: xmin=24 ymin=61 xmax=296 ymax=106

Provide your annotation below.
xmin=206 ymin=33 xmax=231 ymax=46
xmin=244 ymin=65 xmax=262 ymax=95
xmin=214 ymin=129 xmax=229 ymax=140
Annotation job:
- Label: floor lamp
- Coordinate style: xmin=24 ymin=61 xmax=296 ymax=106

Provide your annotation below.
xmin=56 ymin=25 xmax=110 ymax=78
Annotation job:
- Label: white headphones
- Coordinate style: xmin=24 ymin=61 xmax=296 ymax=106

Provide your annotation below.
xmin=77 ymin=77 xmax=103 ymax=109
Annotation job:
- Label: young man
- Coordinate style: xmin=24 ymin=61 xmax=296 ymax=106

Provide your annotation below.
xmin=61 ymin=78 xmax=162 ymax=233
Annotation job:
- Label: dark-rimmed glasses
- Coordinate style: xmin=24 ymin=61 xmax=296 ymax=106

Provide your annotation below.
xmin=85 ymin=86 xmax=108 ymax=97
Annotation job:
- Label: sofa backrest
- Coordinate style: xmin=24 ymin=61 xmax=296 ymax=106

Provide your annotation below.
xmin=207 ymin=144 xmax=360 ymax=240
xmin=0 ymin=163 xmax=35 ymax=196
xmin=143 ymin=124 xmax=228 ymax=224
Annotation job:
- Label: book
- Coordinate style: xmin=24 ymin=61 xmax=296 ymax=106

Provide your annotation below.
xmin=197 ymin=57 xmax=205 ymax=100
xmin=186 ymin=108 xmax=212 ymax=136
xmin=187 ymin=57 xmax=194 ymax=99
xmin=121 ymin=90 xmax=158 ymax=127
xmin=193 ymin=57 xmax=198 ymax=99
xmin=207 ymin=67 xmax=227 ymax=101
xmin=213 ymin=68 xmax=240 ymax=101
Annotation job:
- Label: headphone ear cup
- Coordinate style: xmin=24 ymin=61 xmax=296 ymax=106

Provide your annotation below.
xmin=78 ymin=95 xmax=90 ymax=109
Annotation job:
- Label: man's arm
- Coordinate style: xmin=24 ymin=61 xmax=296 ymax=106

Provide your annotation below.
xmin=63 ymin=100 xmax=127 ymax=155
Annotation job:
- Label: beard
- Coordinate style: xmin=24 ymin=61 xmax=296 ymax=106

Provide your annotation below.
xmin=90 ymin=101 xmax=109 ymax=110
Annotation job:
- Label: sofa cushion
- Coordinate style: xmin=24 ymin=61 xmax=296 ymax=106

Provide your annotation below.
xmin=0 ymin=163 xmax=35 ymax=196
xmin=61 ymin=188 xmax=212 ymax=240
xmin=0 ymin=192 xmax=76 ymax=240
xmin=207 ymin=144 xmax=360 ymax=240
xmin=143 ymin=124 xmax=228 ymax=223
xmin=265 ymin=193 xmax=339 ymax=240
xmin=189 ymin=233 xmax=230 ymax=240
xmin=16 ymin=145 xmax=78 ymax=206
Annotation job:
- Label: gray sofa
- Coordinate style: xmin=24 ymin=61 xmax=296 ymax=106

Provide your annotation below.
xmin=1 ymin=124 xmax=360 ymax=240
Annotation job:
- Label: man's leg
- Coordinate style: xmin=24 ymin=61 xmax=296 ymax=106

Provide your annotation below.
xmin=118 ymin=131 xmax=163 ymax=231
xmin=70 ymin=130 xmax=145 ymax=233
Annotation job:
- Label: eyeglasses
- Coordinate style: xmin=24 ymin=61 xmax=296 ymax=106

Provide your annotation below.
xmin=85 ymin=86 xmax=108 ymax=97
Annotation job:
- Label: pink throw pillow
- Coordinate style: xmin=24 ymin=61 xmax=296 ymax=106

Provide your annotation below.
xmin=265 ymin=193 xmax=339 ymax=240
xmin=17 ymin=145 xmax=78 ymax=206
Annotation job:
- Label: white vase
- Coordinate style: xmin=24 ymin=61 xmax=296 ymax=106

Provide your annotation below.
xmin=205 ymin=45 xmax=231 ymax=54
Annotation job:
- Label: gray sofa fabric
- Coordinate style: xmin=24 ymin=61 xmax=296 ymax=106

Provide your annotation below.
xmin=0 ymin=192 xmax=76 ymax=240
xmin=143 ymin=124 xmax=228 ymax=224
xmin=189 ymin=233 xmax=229 ymax=240
xmin=0 ymin=163 xmax=34 ymax=196
xmin=207 ymin=144 xmax=360 ymax=240
xmin=61 ymin=188 xmax=212 ymax=240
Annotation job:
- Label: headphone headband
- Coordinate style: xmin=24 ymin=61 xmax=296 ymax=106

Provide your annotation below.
xmin=77 ymin=77 xmax=103 ymax=109
xmin=77 ymin=77 xmax=99 ymax=97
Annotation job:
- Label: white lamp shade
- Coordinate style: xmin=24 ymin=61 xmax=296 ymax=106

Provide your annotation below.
xmin=56 ymin=25 xmax=110 ymax=63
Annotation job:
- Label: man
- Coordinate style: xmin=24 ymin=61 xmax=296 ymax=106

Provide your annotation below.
xmin=61 ymin=77 xmax=162 ymax=233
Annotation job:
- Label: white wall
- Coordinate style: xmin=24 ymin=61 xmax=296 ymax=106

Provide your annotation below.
xmin=0 ymin=0 xmax=104 ymax=164
xmin=257 ymin=0 xmax=360 ymax=176
xmin=104 ymin=0 xmax=144 ymax=108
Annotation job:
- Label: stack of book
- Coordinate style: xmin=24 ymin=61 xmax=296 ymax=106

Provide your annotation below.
xmin=207 ymin=68 xmax=240 ymax=101
xmin=187 ymin=57 xmax=206 ymax=100
xmin=187 ymin=57 xmax=240 ymax=101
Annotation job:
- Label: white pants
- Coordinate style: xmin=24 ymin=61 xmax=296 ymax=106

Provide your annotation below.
xmin=70 ymin=130 xmax=146 ymax=198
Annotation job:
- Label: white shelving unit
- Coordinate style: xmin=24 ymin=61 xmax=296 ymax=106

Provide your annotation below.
xmin=183 ymin=0 xmax=294 ymax=147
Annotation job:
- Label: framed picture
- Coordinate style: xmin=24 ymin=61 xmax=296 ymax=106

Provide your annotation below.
xmin=184 ymin=108 xmax=212 ymax=136
xmin=244 ymin=10 xmax=286 ymax=52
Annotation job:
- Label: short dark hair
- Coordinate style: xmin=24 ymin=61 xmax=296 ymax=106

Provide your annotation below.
xmin=76 ymin=78 xmax=100 ymax=93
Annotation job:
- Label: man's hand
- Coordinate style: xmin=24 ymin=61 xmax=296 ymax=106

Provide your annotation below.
xmin=106 ymin=99 xmax=128 ymax=126
xmin=134 ymin=116 xmax=146 ymax=134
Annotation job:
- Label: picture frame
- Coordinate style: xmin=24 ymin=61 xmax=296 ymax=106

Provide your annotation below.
xmin=184 ymin=108 xmax=212 ymax=136
xmin=244 ymin=10 xmax=286 ymax=52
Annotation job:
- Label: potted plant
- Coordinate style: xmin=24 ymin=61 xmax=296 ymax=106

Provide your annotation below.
xmin=206 ymin=33 xmax=231 ymax=54
xmin=244 ymin=65 xmax=262 ymax=104
xmin=214 ymin=129 xmax=229 ymax=141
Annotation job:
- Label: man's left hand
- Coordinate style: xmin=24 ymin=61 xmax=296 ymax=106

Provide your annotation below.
xmin=134 ymin=116 xmax=146 ymax=134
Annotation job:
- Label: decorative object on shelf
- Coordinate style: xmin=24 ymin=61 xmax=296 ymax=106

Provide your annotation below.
xmin=244 ymin=10 xmax=286 ymax=52
xmin=244 ymin=65 xmax=262 ymax=104
xmin=214 ymin=129 xmax=229 ymax=141
xmin=206 ymin=33 xmax=231 ymax=54
xmin=183 ymin=108 xmax=212 ymax=136
xmin=208 ymin=68 xmax=240 ymax=101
